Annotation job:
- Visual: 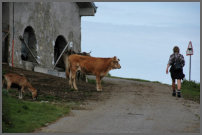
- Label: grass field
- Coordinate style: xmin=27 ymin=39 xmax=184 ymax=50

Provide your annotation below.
xmin=2 ymin=89 xmax=71 ymax=133
xmin=181 ymin=80 xmax=200 ymax=103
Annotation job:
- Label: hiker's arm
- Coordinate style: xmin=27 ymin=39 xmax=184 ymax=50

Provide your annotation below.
xmin=166 ymin=55 xmax=173 ymax=74
xmin=166 ymin=64 xmax=170 ymax=74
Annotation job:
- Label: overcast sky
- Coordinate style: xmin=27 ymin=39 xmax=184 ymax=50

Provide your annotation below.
xmin=81 ymin=2 xmax=200 ymax=84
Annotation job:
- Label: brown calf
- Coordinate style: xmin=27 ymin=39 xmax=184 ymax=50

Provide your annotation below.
xmin=3 ymin=73 xmax=38 ymax=100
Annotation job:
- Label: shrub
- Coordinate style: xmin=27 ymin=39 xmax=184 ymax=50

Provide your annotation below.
xmin=181 ymin=79 xmax=200 ymax=103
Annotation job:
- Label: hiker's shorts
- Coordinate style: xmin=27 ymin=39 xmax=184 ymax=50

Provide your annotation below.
xmin=170 ymin=66 xmax=185 ymax=80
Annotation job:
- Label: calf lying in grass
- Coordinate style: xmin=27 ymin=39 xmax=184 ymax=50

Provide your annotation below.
xmin=3 ymin=73 xmax=38 ymax=100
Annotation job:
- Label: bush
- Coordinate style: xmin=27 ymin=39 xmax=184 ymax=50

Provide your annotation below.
xmin=107 ymin=73 xmax=111 ymax=77
xmin=181 ymin=79 xmax=200 ymax=103
xmin=182 ymin=80 xmax=200 ymax=89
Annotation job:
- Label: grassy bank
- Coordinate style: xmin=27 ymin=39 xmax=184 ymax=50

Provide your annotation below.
xmin=2 ymin=89 xmax=71 ymax=133
xmin=181 ymin=80 xmax=200 ymax=103
xmin=108 ymin=76 xmax=161 ymax=83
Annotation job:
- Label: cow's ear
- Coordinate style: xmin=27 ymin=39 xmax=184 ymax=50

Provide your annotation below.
xmin=113 ymin=56 xmax=117 ymax=60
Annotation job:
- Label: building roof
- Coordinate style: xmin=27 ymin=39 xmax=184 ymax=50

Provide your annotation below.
xmin=76 ymin=2 xmax=97 ymax=14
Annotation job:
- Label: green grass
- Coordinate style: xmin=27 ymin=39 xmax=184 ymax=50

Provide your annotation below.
xmin=87 ymin=75 xmax=161 ymax=84
xmin=2 ymin=89 xmax=70 ymax=133
xmin=109 ymin=76 xmax=161 ymax=83
xmin=36 ymin=94 xmax=61 ymax=102
xmin=111 ymin=76 xmax=150 ymax=82
xmin=87 ymin=78 xmax=104 ymax=85
xmin=181 ymin=80 xmax=200 ymax=103
xmin=87 ymin=78 xmax=96 ymax=84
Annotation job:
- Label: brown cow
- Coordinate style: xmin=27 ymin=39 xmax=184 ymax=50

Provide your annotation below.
xmin=65 ymin=54 xmax=121 ymax=91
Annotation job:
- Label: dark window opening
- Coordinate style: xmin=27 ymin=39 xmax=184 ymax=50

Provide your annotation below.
xmin=21 ymin=26 xmax=37 ymax=62
xmin=54 ymin=35 xmax=67 ymax=69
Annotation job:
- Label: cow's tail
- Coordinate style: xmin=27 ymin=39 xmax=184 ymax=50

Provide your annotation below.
xmin=64 ymin=55 xmax=70 ymax=79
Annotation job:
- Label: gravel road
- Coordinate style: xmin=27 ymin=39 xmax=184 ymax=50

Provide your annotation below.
xmin=37 ymin=77 xmax=200 ymax=133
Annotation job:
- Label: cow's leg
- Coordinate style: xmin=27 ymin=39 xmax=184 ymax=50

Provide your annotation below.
xmin=6 ymin=81 xmax=11 ymax=91
xmin=69 ymin=70 xmax=73 ymax=89
xmin=18 ymin=90 xmax=21 ymax=99
xmin=65 ymin=69 xmax=69 ymax=80
xmin=64 ymin=55 xmax=70 ymax=80
xmin=96 ymin=75 xmax=102 ymax=91
xmin=77 ymin=71 xmax=80 ymax=81
xmin=72 ymin=70 xmax=78 ymax=90
xmin=19 ymin=87 xmax=24 ymax=99
xmin=99 ymin=76 xmax=104 ymax=90
xmin=21 ymin=86 xmax=25 ymax=93
xmin=85 ymin=75 xmax=88 ymax=83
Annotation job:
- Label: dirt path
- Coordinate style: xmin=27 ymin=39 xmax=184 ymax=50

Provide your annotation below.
xmin=37 ymin=77 xmax=200 ymax=133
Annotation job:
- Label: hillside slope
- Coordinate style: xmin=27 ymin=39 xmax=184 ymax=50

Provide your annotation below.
xmin=37 ymin=76 xmax=200 ymax=133
xmin=2 ymin=64 xmax=111 ymax=102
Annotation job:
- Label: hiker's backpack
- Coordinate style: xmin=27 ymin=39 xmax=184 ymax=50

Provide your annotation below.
xmin=173 ymin=56 xmax=182 ymax=70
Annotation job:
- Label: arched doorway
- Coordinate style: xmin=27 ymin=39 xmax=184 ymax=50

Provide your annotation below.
xmin=54 ymin=35 xmax=67 ymax=69
xmin=21 ymin=26 xmax=37 ymax=62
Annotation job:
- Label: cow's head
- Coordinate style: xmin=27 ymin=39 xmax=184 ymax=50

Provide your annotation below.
xmin=87 ymin=51 xmax=92 ymax=56
xmin=111 ymin=56 xmax=121 ymax=69
xmin=83 ymin=51 xmax=91 ymax=56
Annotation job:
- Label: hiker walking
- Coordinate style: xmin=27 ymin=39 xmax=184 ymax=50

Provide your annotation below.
xmin=166 ymin=46 xmax=185 ymax=97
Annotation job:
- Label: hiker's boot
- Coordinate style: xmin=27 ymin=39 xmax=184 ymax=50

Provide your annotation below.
xmin=177 ymin=90 xmax=181 ymax=98
xmin=172 ymin=90 xmax=176 ymax=96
